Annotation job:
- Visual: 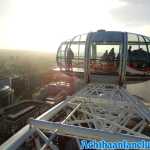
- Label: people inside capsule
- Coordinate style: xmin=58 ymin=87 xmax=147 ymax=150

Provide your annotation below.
xmin=108 ymin=48 xmax=115 ymax=63
xmin=134 ymin=48 xmax=147 ymax=69
xmin=102 ymin=50 xmax=109 ymax=61
xmin=128 ymin=46 xmax=132 ymax=64
xmin=66 ymin=47 xmax=74 ymax=71
xmin=95 ymin=47 xmax=117 ymax=73
xmin=128 ymin=46 xmax=148 ymax=71
xmin=128 ymin=46 xmax=132 ymax=54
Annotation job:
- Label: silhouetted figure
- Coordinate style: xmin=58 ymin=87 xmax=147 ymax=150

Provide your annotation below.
xmin=128 ymin=46 xmax=132 ymax=54
xmin=128 ymin=46 xmax=132 ymax=64
xmin=102 ymin=50 xmax=108 ymax=61
xmin=108 ymin=48 xmax=115 ymax=62
xmin=66 ymin=48 xmax=74 ymax=71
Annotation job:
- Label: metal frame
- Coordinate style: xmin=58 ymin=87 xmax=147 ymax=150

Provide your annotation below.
xmin=1 ymin=83 xmax=150 ymax=150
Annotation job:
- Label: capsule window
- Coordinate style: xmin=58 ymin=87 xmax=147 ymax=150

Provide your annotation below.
xmin=66 ymin=35 xmax=86 ymax=72
xmin=144 ymin=36 xmax=150 ymax=42
xmin=138 ymin=35 xmax=145 ymax=42
xmin=90 ymin=44 xmax=120 ymax=75
xmin=58 ymin=44 xmax=67 ymax=58
xmin=128 ymin=34 xmax=138 ymax=42
xmin=56 ymin=43 xmax=67 ymax=70
xmin=127 ymin=44 xmax=149 ymax=72
xmin=79 ymin=44 xmax=85 ymax=58
xmin=80 ymin=34 xmax=87 ymax=41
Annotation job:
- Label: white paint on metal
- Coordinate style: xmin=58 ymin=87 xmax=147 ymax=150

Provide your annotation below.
xmin=0 ymin=83 xmax=150 ymax=150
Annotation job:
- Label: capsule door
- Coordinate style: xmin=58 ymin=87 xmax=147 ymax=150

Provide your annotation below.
xmin=89 ymin=42 xmax=121 ymax=83
xmin=87 ymin=32 xmax=125 ymax=84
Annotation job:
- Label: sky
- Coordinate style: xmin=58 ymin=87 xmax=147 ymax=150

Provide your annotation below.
xmin=0 ymin=0 xmax=150 ymax=53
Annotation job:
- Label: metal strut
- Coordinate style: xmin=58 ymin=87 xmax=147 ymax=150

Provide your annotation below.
xmin=1 ymin=83 xmax=150 ymax=150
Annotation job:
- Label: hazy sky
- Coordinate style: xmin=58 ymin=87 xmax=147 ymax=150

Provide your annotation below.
xmin=0 ymin=0 xmax=150 ymax=53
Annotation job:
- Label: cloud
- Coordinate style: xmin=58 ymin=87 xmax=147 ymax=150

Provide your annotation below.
xmin=111 ymin=0 xmax=150 ymax=26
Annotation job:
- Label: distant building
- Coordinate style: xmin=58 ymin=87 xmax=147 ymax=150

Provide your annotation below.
xmin=0 ymin=78 xmax=13 ymax=108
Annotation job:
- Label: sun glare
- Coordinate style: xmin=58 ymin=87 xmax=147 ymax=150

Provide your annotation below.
xmin=0 ymin=0 xmax=149 ymax=52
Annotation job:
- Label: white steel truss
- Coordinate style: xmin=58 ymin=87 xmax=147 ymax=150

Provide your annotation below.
xmin=0 ymin=83 xmax=150 ymax=150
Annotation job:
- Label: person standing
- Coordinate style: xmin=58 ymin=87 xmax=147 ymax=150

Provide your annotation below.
xmin=108 ymin=48 xmax=115 ymax=63
xmin=66 ymin=48 xmax=74 ymax=71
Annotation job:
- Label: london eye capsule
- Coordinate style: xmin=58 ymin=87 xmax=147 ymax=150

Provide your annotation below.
xmin=56 ymin=30 xmax=150 ymax=85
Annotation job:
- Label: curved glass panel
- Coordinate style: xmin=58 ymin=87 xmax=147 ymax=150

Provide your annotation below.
xmin=80 ymin=34 xmax=87 ymax=41
xmin=65 ymin=34 xmax=86 ymax=72
xmin=127 ymin=44 xmax=149 ymax=73
xmin=144 ymin=36 xmax=150 ymax=42
xmin=79 ymin=45 xmax=85 ymax=57
xmin=127 ymin=33 xmax=150 ymax=83
xmin=70 ymin=44 xmax=78 ymax=57
xmin=128 ymin=33 xmax=138 ymax=42
xmin=73 ymin=35 xmax=80 ymax=41
xmin=127 ymin=33 xmax=150 ymax=102
xmin=138 ymin=35 xmax=145 ymax=42
xmin=56 ymin=42 xmax=68 ymax=70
